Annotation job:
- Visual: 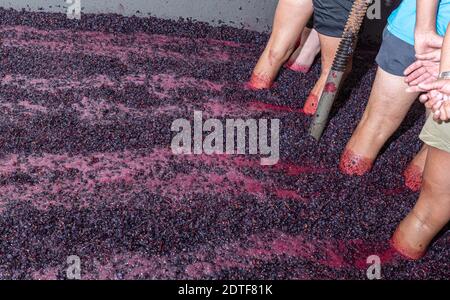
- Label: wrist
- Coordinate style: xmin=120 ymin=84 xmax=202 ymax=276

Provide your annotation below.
xmin=415 ymin=28 xmax=437 ymax=36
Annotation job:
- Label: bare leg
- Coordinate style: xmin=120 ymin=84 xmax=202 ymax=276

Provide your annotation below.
xmin=286 ymin=29 xmax=321 ymax=73
xmin=340 ymin=67 xmax=420 ymax=175
xmin=404 ymin=109 xmax=432 ymax=191
xmin=303 ymin=33 xmax=351 ymax=115
xmin=404 ymin=144 xmax=428 ymax=191
xmin=392 ymin=146 xmax=450 ymax=260
xmin=249 ymin=0 xmax=314 ymax=90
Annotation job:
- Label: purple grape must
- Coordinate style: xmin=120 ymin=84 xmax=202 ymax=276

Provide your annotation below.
xmin=0 ymin=9 xmax=447 ymax=280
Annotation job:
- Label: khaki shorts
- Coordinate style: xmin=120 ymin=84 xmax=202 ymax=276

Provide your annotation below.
xmin=420 ymin=116 xmax=450 ymax=153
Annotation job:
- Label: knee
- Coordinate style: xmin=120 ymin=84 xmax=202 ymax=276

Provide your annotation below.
xmin=360 ymin=98 xmax=403 ymax=127
xmin=268 ymin=44 xmax=294 ymax=64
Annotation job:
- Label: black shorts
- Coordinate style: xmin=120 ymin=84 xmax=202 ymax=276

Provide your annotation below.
xmin=375 ymin=28 xmax=416 ymax=77
xmin=306 ymin=16 xmax=314 ymax=29
xmin=312 ymin=0 xmax=354 ymax=37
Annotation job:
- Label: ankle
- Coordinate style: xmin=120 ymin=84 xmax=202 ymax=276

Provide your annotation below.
xmin=303 ymin=93 xmax=319 ymax=115
xmin=404 ymin=163 xmax=423 ymax=192
xmin=339 ymin=148 xmax=374 ymax=176
xmin=391 ymin=210 xmax=436 ymax=260
xmin=340 ymin=123 xmax=385 ymax=173
xmin=390 ymin=234 xmax=426 ymax=261
xmin=285 ymin=60 xmax=310 ymax=73
xmin=248 ymin=71 xmax=274 ymax=90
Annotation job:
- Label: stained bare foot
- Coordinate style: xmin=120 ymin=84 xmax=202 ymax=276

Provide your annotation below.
xmin=303 ymin=70 xmax=328 ymax=115
xmin=393 ymin=146 xmax=450 ymax=260
xmin=304 ymin=67 xmax=351 ymax=116
xmin=339 ymin=148 xmax=374 ymax=176
xmin=391 ymin=210 xmax=434 ymax=260
xmin=339 ymin=107 xmax=392 ymax=176
xmin=303 ymin=93 xmax=319 ymax=115
xmin=285 ymin=29 xmax=320 ymax=74
xmin=247 ymin=72 xmax=274 ymax=90
xmin=285 ymin=60 xmax=311 ymax=73
xmin=248 ymin=47 xmax=291 ymax=90
xmin=404 ymin=145 xmax=428 ymax=192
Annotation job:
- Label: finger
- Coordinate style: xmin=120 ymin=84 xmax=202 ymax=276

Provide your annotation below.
xmin=404 ymin=61 xmax=424 ymax=76
xmin=425 ymin=96 xmax=441 ymax=110
xmin=444 ymin=102 xmax=450 ymax=122
xmin=419 ymin=94 xmax=429 ymax=103
xmin=433 ymin=109 xmax=441 ymax=121
xmin=434 ymin=111 xmax=441 ymax=120
xmin=430 ymin=90 xmax=443 ymax=100
xmin=440 ymin=106 xmax=448 ymax=121
xmin=422 ymin=76 xmax=438 ymax=84
xmin=419 ymin=80 xmax=447 ymax=91
xmin=406 ymin=68 xmax=427 ymax=83
xmin=406 ymin=85 xmax=424 ymax=93
xmin=432 ymin=99 xmax=444 ymax=112
xmin=408 ymin=77 xmax=438 ymax=93
xmin=410 ymin=73 xmax=431 ymax=86
xmin=417 ymin=77 xmax=439 ymax=91
xmin=425 ymin=99 xmax=435 ymax=110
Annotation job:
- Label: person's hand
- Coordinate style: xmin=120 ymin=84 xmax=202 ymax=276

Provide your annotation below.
xmin=418 ymin=79 xmax=450 ymax=121
xmin=419 ymin=91 xmax=450 ymax=121
xmin=405 ymin=59 xmax=440 ymax=92
xmin=419 ymin=89 xmax=446 ymax=111
xmin=415 ymin=48 xmax=442 ymax=62
xmin=414 ymin=30 xmax=444 ymax=55
xmin=434 ymin=100 xmax=450 ymax=121
xmin=405 ymin=32 xmax=443 ymax=93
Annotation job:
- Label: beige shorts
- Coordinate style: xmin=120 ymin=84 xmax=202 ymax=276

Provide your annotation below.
xmin=420 ymin=115 xmax=450 ymax=153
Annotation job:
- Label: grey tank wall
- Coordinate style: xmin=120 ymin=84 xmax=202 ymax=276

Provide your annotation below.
xmin=0 ymin=0 xmax=402 ymax=46
xmin=0 ymin=0 xmax=278 ymax=33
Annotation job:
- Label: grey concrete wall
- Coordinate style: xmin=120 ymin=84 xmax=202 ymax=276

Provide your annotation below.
xmin=0 ymin=0 xmax=402 ymax=46
xmin=0 ymin=0 xmax=278 ymax=32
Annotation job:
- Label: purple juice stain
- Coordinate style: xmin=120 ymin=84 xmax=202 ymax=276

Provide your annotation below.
xmin=0 ymin=9 xmax=448 ymax=280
